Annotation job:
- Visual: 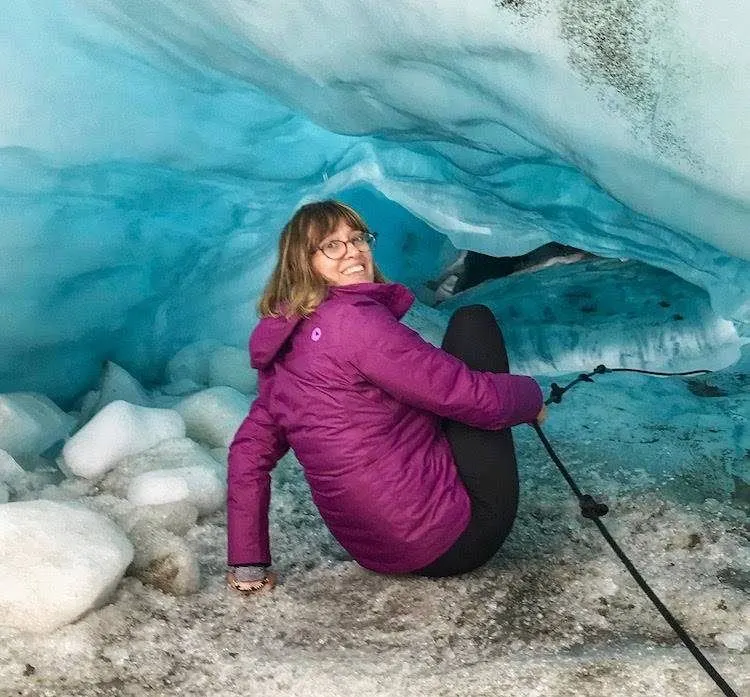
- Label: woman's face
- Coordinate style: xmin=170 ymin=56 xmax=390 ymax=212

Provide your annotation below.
xmin=311 ymin=219 xmax=375 ymax=286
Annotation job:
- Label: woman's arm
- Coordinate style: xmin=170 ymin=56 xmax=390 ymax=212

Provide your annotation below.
xmin=345 ymin=300 xmax=542 ymax=429
xmin=226 ymin=371 xmax=288 ymax=569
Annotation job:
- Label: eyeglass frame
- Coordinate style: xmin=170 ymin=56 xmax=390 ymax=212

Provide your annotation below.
xmin=315 ymin=231 xmax=377 ymax=260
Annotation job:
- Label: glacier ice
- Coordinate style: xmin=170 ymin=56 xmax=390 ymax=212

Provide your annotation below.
xmin=0 ymin=393 xmax=75 ymax=464
xmin=1 ymin=0 xmax=749 ymax=402
xmin=0 ymin=500 xmax=133 ymax=633
xmin=61 ymin=401 xmax=185 ymax=479
xmin=126 ymin=465 xmax=225 ymax=515
xmin=173 ymin=386 xmax=249 ymax=448
xmin=0 ymin=3 xmax=748 ymax=692
xmin=98 ymin=436 xmax=221 ymax=500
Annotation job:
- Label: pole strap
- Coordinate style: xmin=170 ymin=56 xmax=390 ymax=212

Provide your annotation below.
xmin=545 ymin=364 xmax=711 ymax=406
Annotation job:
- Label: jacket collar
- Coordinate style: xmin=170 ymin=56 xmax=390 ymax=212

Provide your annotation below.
xmin=250 ymin=283 xmax=414 ymax=369
xmin=328 ymin=282 xmax=414 ymax=320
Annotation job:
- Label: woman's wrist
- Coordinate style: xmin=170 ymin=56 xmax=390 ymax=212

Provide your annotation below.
xmin=230 ymin=565 xmax=270 ymax=583
xmin=227 ymin=565 xmax=277 ymax=594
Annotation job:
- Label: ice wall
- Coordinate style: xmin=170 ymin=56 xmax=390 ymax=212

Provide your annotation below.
xmin=1 ymin=0 xmax=749 ymax=401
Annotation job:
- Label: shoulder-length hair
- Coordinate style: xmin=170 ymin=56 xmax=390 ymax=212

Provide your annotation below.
xmin=258 ymin=200 xmax=386 ymax=318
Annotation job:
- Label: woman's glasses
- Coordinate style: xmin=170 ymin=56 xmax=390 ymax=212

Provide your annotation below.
xmin=316 ymin=232 xmax=376 ymax=260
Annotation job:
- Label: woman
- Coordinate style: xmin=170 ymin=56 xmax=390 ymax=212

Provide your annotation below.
xmin=226 ymin=200 xmax=545 ymax=593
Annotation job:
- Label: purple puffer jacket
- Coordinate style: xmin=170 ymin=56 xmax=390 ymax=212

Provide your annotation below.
xmin=227 ymin=282 xmax=542 ymax=573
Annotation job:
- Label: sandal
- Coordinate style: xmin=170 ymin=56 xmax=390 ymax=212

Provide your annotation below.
xmin=226 ymin=569 xmax=277 ymax=594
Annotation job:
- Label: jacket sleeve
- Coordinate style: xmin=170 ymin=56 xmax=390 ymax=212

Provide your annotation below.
xmin=226 ymin=370 xmax=288 ymax=566
xmin=345 ymin=300 xmax=543 ymax=430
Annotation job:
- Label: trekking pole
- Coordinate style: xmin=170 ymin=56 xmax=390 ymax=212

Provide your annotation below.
xmin=530 ymin=360 xmax=742 ymax=697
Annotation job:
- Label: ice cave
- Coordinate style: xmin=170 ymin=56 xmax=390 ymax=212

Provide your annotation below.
xmin=0 ymin=2 xmax=748 ymax=696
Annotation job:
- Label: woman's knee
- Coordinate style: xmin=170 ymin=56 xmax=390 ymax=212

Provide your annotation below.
xmin=443 ymin=304 xmax=508 ymax=372
xmin=449 ymin=304 xmax=496 ymax=329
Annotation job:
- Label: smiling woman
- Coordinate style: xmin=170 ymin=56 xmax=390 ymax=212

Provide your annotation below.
xmin=258 ymin=201 xmax=388 ymax=319
xmin=312 ymin=224 xmax=376 ymax=286
xmin=226 ymin=199 xmax=545 ymax=593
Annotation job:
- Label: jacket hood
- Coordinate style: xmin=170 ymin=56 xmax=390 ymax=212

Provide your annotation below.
xmin=249 ymin=313 xmax=304 ymax=370
xmin=249 ymin=282 xmax=414 ymax=370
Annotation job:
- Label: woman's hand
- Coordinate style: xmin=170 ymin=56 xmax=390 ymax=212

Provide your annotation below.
xmin=227 ymin=566 xmax=277 ymax=595
xmin=535 ymin=405 xmax=548 ymax=425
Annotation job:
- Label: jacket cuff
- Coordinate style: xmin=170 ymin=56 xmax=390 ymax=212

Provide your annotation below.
xmin=491 ymin=373 xmax=544 ymax=426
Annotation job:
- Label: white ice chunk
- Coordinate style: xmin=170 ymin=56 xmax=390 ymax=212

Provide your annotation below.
xmin=128 ymin=501 xmax=199 ymax=537
xmin=127 ymin=470 xmax=190 ymax=507
xmin=77 ymin=389 xmax=101 ymax=422
xmin=208 ymin=345 xmax=257 ymax=394
xmin=715 ymin=631 xmax=748 ymax=651
xmin=1 ymin=465 xmax=60 ymax=503
xmin=98 ymin=361 xmax=151 ymax=407
xmin=0 ymin=500 xmax=133 ymax=632
xmin=99 ymin=437 xmax=221 ymax=499
xmin=126 ymin=464 xmax=225 ymax=516
xmin=81 ymin=361 xmax=152 ymax=422
xmin=165 ymin=340 xmax=222 ymax=386
xmin=61 ymin=401 xmax=185 ymax=480
xmin=159 ymin=378 xmax=203 ymax=397
xmin=38 ymin=477 xmax=96 ymax=502
xmin=0 ymin=393 xmax=75 ymax=463
xmin=174 ymin=386 xmax=248 ymax=448
xmin=127 ymin=520 xmax=200 ymax=595
xmin=209 ymin=446 xmax=228 ymax=465
xmin=0 ymin=449 xmax=25 ymax=484
xmin=82 ymin=492 xmax=199 ymax=539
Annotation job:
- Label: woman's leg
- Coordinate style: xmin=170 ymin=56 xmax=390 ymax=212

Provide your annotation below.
xmin=417 ymin=304 xmax=519 ymax=577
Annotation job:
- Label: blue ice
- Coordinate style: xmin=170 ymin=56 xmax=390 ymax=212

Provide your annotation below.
xmin=0 ymin=2 xmax=749 ymax=693
xmin=1 ymin=0 xmax=749 ymax=402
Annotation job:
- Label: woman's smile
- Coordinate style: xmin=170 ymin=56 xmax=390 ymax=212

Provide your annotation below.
xmin=312 ymin=220 xmax=375 ymax=286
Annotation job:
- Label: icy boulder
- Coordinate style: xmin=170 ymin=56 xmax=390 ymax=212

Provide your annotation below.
xmin=0 ymin=449 xmax=58 ymax=502
xmin=99 ymin=437 xmax=221 ymax=499
xmin=79 ymin=361 xmax=152 ymax=422
xmin=159 ymin=378 xmax=203 ymax=397
xmin=62 ymin=401 xmax=185 ymax=479
xmin=165 ymin=340 xmax=222 ymax=386
xmin=208 ymin=345 xmax=257 ymax=394
xmin=127 ymin=520 xmax=200 ymax=595
xmin=174 ymin=386 xmax=248 ymax=448
xmin=0 ymin=393 xmax=75 ymax=463
xmin=127 ymin=464 xmax=225 ymax=516
xmin=0 ymin=449 xmax=25 ymax=485
xmin=0 ymin=500 xmax=133 ymax=632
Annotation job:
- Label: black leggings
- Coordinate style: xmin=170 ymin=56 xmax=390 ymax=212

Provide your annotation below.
xmin=416 ymin=305 xmax=519 ymax=577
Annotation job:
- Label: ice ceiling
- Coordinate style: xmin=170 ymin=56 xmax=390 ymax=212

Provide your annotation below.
xmin=2 ymin=0 xmax=749 ymax=402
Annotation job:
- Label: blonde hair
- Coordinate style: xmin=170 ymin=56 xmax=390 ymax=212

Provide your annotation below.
xmin=258 ymin=200 xmax=386 ymax=318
